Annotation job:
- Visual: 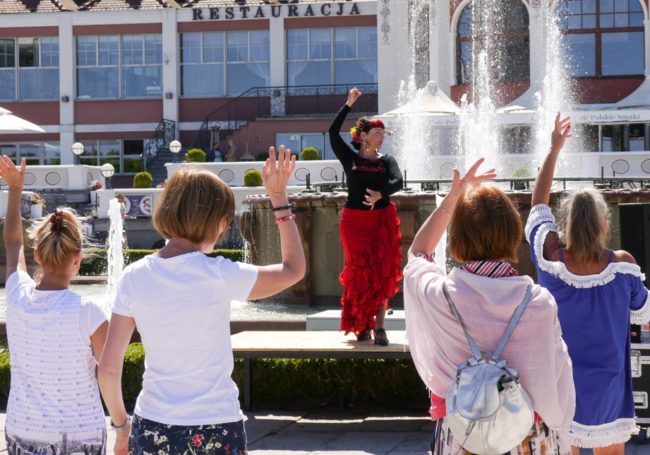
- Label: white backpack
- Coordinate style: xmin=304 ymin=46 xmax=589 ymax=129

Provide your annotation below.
xmin=442 ymin=284 xmax=535 ymax=455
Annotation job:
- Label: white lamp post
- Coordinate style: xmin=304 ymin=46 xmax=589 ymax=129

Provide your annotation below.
xmin=100 ymin=163 xmax=115 ymax=189
xmin=71 ymin=142 xmax=84 ymax=164
xmin=169 ymin=140 xmax=182 ymax=163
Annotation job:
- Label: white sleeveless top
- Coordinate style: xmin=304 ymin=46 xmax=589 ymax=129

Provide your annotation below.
xmin=5 ymin=271 xmax=107 ymax=445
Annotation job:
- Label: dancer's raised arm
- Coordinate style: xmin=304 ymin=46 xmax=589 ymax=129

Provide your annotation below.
xmin=531 ymin=113 xmax=571 ymax=207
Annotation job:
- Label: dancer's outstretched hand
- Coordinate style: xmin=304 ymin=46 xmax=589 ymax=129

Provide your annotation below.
xmin=551 ymin=112 xmax=572 ymax=152
xmin=263 ymin=145 xmax=296 ymax=198
xmin=450 ymin=158 xmax=497 ymax=196
xmin=346 ymin=87 xmax=362 ymax=107
xmin=0 ymin=156 xmax=25 ymax=190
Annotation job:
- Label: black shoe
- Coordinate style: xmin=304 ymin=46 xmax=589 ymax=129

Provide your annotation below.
xmin=356 ymin=329 xmax=371 ymax=341
xmin=373 ymin=328 xmax=389 ymax=346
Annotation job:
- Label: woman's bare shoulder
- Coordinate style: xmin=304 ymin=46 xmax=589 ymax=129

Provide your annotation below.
xmin=612 ymin=250 xmax=637 ymax=264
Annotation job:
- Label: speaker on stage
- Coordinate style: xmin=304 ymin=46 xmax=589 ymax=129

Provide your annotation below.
xmin=619 ymin=203 xmax=650 ymax=287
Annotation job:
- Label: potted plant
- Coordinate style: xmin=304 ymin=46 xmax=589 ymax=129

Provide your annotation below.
xmin=243 ymin=169 xmax=263 ymax=187
xmin=30 ymin=192 xmax=45 ymax=218
xmin=301 ymin=146 xmax=321 ymax=160
xmin=133 ymin=171 xmax=153 ymax=189
xmin=511 ymin=166 xmax=531 ymax=191
xmin=186 ymin=148 xmax=207 ymax=162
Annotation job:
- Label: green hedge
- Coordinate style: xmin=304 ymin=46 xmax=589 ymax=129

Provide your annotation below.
xmin=79 ymin=249 xmax=245 ymax=275
xmin=0 ymin=344 xmax=427 ymax=411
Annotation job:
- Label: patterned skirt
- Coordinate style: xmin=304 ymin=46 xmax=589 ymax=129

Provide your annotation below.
xmin=339 ymin=202 xmax=403 ymax=335
xmin=129 ymin=414 xmax=247 ymax=455
xmin=432 ymin=418 xmax=566 ymax=455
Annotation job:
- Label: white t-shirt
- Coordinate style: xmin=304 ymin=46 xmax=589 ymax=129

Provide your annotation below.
xmin=5 ymin=271 xmax=107 ymax=444
xmin=112 ymin=252 xmax=258 ymax=425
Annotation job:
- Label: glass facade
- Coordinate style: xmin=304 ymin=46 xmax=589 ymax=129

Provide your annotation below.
xmin=456 ymin=0 xmax=529 ymax=85
xmin=276 ymin=132 xmax=349 ymax=160
xmin=0 ymin=142 xmax=60 ymax=165
xmin=0 ymin=37 xmax=59 ymax=101
xmin=78 ymin=139 xmax=143 ymax=174
xmin=76 ymin=34 xmax=162 ymax=99
xmin=180 ymin=30 xmax=269 ymax=97
xmin=287 ymin=27 xmax=377 ymax=87
xmin=559 ymin=0 xmax=645 ymax=77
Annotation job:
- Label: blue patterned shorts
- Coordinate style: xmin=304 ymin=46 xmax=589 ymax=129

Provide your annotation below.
xmin=129 ymin=414 xmax=247 ymax=455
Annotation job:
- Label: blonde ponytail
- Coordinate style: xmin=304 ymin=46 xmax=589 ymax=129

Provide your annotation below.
xmin=28 ymin=208 xmax=84 ymax=269
xmin=558 ymin=189 xmax=609 ymax=264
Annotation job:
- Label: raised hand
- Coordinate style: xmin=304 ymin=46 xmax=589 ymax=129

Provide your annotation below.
xmin=0 ymin=156 xmax=25 ymax=190
xmin=346 ymin=87 xmax=362 ymax=107
xmin=262 ymin=145 xmax=296 ymax=198
xmin=363 ymin=188 xmax=382 ymax=210
xmin=551 ymin=112 xmax=572 ymax=152
xmin=450 ymin=158 xmax=497 ymax=196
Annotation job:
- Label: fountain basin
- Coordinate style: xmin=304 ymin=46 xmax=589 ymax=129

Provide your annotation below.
xmin=242 ymin=187 xmax=650 ymax=304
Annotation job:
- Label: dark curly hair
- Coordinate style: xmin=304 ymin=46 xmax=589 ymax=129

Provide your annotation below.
xmin=350 ymin=117 xmax=385 ymax=151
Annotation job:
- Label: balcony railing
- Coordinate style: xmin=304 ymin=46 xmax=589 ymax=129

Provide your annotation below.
xmin=191 ymin=83 xmax=378 ymax=152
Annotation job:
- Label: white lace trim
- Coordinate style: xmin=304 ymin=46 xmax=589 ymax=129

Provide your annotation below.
xmin=631 ymin=292 xmax=650 ymax=324
xmin=524 ymin=204 xmax=556 ymax=240
xmin=569 ymin=418 xmax=636 ymax=448
xmin=532 ymin=222 xmax=645 ymax=288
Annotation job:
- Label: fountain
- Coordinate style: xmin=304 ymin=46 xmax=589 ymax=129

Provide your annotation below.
xmin=240 ymin=0 xmax=650 ymax=305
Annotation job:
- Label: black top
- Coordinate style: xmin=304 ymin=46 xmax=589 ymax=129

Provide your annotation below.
xmin=328 ymin=105 xmax=403 ymax=210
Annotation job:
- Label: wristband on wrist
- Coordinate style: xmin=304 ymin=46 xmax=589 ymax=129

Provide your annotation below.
xmin=437 ymin=206 xmax=451 ymax=217
xmin=110 ymin=417 xmax=131 ymax=433
xmin=271 ymin=204 xmax=293 ymax=212
xmin=275 ymin=213 xmax=297 ymax=224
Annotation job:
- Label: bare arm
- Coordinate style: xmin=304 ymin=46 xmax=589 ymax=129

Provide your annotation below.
xmin=248 ymin=146 xmax=306 ymax=300
xmin=98 ymin=314 xmax=135 ymax=455
xmin=410 ymin=158 xmax=496 ymax=257
xmin=90 ymin=320 xmax=108 ymax=364
xmin=0 ymin=157 xmax=27 ymax=279
xmin=531 ymin=114 xmax=571 ymax=207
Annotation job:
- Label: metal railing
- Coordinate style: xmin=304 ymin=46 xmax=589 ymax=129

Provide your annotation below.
xmin=190 ymin=83 xmax=378 ymax=152
xmin=143 ymin=119 xmax=176 ymax=172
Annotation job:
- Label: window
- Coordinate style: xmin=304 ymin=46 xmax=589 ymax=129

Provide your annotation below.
xmin=0 ymin=142 xmax=60 ymax=165
xmin=76 ymin=34 xmax=162 ymax=99
xmin=275 ymin=132 xmax=348 ymax=160
xmin=456 ymin=0 xmax=529 ymax=85
xmin=287 ymin=27 xmax=377 ymax=87
xmin=0 ymin=37 xmax=59 ymax=101
xmin=79 ymin=139 xmax=144 ymax=173
xmin=558 ymin=0 xmax=645 ymax=77
xmin=602 ymin=123 xmax=648 ymax=151
xmin=180 ymin=30 xmax=269 ymax=97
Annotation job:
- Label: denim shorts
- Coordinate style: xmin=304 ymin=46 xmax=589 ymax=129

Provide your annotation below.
xmin=129 ymin=414 xmax=247 ymax=455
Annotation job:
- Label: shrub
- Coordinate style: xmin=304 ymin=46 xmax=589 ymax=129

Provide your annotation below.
xmin=133 ymin=172 xmax=153 ymax=189
xmin=79 ymin=248 xmax=244 ymax=275
xmin=255 ymin=152 xmax=269 ymax=161
xmin=244 ymin=169 xmax=263 ymax=187
xmin=301 ymin=147 xmax=321 ymax=160
xmin=187 ymin=148 xmax=207 ymax=162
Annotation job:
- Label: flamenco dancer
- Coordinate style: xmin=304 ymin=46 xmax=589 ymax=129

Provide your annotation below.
xmin=329 ymin=87 xmax=404 ymax=346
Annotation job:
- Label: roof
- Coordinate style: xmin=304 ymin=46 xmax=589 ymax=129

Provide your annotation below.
xmin=78 ymin=0 xmax=180 ymax=10
xmin=0 ymin=0 xmax=78 ymax=14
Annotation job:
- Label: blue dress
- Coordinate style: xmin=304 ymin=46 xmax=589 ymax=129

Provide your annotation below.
xmin=525 ymin=204 xmax=650 ymax=448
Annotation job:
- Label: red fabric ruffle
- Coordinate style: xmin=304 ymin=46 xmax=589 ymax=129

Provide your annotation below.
xmin=339 ymin=203 xmax=403 ymax=335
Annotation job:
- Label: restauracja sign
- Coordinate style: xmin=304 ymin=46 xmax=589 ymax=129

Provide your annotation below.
xmin=192 ymin=2 xmax=362 ymax=21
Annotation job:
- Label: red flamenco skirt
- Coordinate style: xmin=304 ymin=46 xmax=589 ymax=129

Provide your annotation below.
xmin=339 ymin=202 xmax=403 ymax=335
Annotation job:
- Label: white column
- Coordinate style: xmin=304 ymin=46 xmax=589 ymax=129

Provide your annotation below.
xmin=269 ymin=15 xmax=286 ymax=87
xmin=58 ymin=15 xmax=75 ymax=165
xmin=644 ymin=19 xmax=650 ymax=77
xmin=429 ymin=0 xmax=451 ymax=94
xmin=378 ymin=0 xmax=411 ymax=113
xmin=269 ymin=15 xmax=286 ymax=116
xmin=528 ymin=4 xmax=546 ymax=94
xmin=162 ymin=8 xmax=179 ymax=127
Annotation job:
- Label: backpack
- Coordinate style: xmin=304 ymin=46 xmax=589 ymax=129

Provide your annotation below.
xmin=442 ymin=284 xmax=535 ymax=455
